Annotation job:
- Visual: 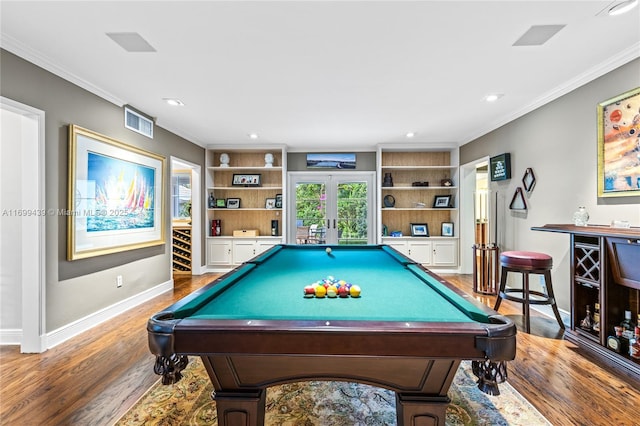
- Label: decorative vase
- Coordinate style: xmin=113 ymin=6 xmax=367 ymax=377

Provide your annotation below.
xmin=382 ymin=173 xmax=393 ymax=187
xmin=573 ymin=206 xmax=589 ymax=226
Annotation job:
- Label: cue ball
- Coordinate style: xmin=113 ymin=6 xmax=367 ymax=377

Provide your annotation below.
xmin=326 ymin=247 xmax=332 ymax=254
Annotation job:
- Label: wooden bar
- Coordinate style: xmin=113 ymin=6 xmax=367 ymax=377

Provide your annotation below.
xmin=532 ymin=224 xmax=640 ymax=382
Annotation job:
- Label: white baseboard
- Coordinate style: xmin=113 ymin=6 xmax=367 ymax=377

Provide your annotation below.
xmin=44 ymin=279 xmax=173 ymax=350
xmin=0 ymin=329 xmax=22 ymax=346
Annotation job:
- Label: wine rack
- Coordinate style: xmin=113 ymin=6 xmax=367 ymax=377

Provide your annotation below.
xmin=172 ymin=226 xmax=192 ymax=274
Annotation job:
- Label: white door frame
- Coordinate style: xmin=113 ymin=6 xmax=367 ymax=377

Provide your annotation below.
xmin=170 ymin=156 xmax=202 ymax=275
xmin=459 ymin=156 xmax=490 ymax=274
xmin=1 ymin=97 xmax=47 ymax=353
xmin=287 ymin=171 xmax=376 ymax=244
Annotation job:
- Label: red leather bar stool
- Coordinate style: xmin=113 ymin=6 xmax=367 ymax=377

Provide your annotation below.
xmin=493 ymin=251 xmax=565 ymax=333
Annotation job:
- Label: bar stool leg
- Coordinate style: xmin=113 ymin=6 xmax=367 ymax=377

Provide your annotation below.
xmin=522 ymin=272 xmax=530 ymax=334
xmin=544 ymin=270 xmax=565 ymax=330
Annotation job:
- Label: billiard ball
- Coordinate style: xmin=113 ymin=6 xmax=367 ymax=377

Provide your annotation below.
xmin=326 ymin=247 xmax=332 ymax=254
xmin=315 ymin=285 xmax=327 ymax=298
xmin=303 ymin=285 xmax=316 ymax=298
xmin=349 ymin=285 xmax=361 ymax=297
xmin=327 ymin=285 xmax=338 ymax=297
xmin=338 ymin=286 xmax=349 ymax=298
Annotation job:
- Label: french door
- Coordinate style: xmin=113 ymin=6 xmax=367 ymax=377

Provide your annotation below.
xmin=288 ymin=172 xmax=375 ymax=245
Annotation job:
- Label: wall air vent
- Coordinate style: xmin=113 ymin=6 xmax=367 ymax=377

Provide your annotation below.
xmin=124 ymin=106 xmax=154 ymax=139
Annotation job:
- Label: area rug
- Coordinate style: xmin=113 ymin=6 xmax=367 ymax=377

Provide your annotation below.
xmin=116 ymin=358 xmax=550 ymax=425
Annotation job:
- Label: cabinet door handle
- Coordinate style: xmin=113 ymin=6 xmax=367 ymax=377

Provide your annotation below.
xmin=333 ymin=219 xmax=336 ymax=229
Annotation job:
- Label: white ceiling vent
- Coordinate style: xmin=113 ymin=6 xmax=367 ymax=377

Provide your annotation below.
xmin=124 ymin=107 xmax=154 ymax=139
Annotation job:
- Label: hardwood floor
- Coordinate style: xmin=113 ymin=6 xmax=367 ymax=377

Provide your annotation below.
xmin=1 ymin=273 xmax=639 ymax=425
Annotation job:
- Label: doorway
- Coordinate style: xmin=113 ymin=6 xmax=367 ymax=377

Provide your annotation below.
xmin=0 ymin=97 xmax=46 ymax=353
xmin=459 ymin=157 xmax=492 ymax=273
xmin=170 ymin=157 xmax=201 ymax=275
xmin=288 ymin=172 xmax=375 ymax=245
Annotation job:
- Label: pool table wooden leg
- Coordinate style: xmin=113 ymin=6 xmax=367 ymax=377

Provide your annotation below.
xmin=395 ymin=393 xmax=449 ymax=426
xmin=213 ymin=389 xmax=266 ymax=426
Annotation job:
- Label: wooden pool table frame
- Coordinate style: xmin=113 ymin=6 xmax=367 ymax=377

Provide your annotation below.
xmin=148 ymin=245 xmax=516 ymax=426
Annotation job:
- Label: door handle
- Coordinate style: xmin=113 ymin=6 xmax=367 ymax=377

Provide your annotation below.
xmin=333 ymin=219 xmax=336 ymax=229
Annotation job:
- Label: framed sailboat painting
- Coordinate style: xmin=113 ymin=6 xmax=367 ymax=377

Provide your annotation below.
xmin=67 ymin=125 xmax=166 ymax=260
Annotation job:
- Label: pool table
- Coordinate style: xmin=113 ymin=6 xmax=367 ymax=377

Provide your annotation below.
xmin=148 ymin=245 xmax=516 ymax=426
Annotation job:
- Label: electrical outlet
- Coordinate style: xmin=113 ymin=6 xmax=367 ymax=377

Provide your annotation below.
xmin=116 ymin=275 xmax=123 ymax=288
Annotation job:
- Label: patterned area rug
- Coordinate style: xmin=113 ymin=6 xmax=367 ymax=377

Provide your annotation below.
xmin=116 ymin=358 xmax=550 ymax=425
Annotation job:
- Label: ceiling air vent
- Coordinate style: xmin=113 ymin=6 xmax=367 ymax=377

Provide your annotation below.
xmin=124 ymin=106 xmax=154 ymax=139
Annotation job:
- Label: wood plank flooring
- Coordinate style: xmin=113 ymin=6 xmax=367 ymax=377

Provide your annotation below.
xmin=1 ymin=273 xmax=639 ymax=425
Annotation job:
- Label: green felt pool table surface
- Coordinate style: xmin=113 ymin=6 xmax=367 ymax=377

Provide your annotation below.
xmin=178 ymin=245 xmax=488 ymax=323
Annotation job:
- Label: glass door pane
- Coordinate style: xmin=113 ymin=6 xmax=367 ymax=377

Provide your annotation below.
xmin=294 ymin=181 xmax=327 ymax=244
xmin=337 ymin=181 xmax=369 ymax=245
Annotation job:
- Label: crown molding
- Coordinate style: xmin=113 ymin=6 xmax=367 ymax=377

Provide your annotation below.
xmin=462 ymin=41 xmax=640 ymax=145
xmin=1 ymin=33 xmax=126 ymax=107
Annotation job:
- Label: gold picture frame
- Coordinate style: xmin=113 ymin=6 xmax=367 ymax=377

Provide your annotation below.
xmin=597 ymin=87 xmax=640 ymax=197
xmin=67 ymin=125 xmax=166 ymax=260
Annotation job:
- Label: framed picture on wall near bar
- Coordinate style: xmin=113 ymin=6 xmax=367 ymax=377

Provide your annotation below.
xmin=597 ymin=87 xmax=640 ymax=197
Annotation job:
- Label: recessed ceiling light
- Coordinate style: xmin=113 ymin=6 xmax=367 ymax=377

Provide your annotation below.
xmin=249 ymin=133 xmax=259 ymax=139
xmin=608 ymin=0 xmax=638 ymax=15
xmin=484 ymin=94 xmax=504 ymax=102
xmin=163 ymin=98 xmax=184 ymax=106
xmin=406 ymin=132 xmax=416 ymax=138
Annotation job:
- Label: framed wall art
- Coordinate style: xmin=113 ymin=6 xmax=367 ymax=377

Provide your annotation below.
xmin=232 ymin=174 xmax=261 ymax=187
xmin=597 ymin=87 xmax=640 ymax=197
xmin=265 ymin=198 xmax=276 ymax=209
xmin=306 ymin=153 xmax=356 ymax=169
xmin=489 ymin=153 xmax=511 ymax=181
xmin=226 ymin=198 xmax=241 ymax=209
xmin=411 ymin=223 xmax=429 ymax=237
xmin=433 ymin=195 xmax=452 ymax=208
xmin=67 ymin=125 xmax=165 ymax=260
xmin=441 ymin=222 xmax=454 ymax=237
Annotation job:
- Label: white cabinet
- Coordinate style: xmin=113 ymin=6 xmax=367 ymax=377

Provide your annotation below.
xmin=407 ymin=240 xmax=432 ymax=264
xmin=208 ymin=237 xmax=281 ymax=268
xmin=207 ymin=239 xmax=232 ymax=266
xmin=383 ymin=237 xmax=457 ymax=268
xmin=232 ymin=239 xmax=257 ymax=264
xmin=432 ymin=239 xmax=458 ymax=267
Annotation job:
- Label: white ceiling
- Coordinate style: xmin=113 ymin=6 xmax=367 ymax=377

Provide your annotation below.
xmin=1 ymin=1 xmax=639 ymax=150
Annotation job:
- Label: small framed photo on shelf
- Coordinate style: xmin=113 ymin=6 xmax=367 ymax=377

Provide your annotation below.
xmin=265 ymin=198 xmax=276 ymax=209
xmin=275 ymin=194 xmax=283 ymax=208
xmin=226 ymin=198 xmax=240 ymax=209
xmin=232 ymin=174 xmax=261 ymax=187
xmin=411 ymin=223 xmax=429 ymax=237
xmin=433 ymin=195 xmax=452 ymax=208
xmin=441 ymin=222 xmax=454 ymax=237
xmin=215 ymin=198 xmax=226 ymax=208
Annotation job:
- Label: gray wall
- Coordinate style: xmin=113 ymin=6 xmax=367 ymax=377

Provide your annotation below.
xmin=1 ymin=50 xmax=205 ymax=332
xmin=460 ymin=58 xmax=640 ymax=311
xmin=287 ymin=152 xmax=376 ymax=171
